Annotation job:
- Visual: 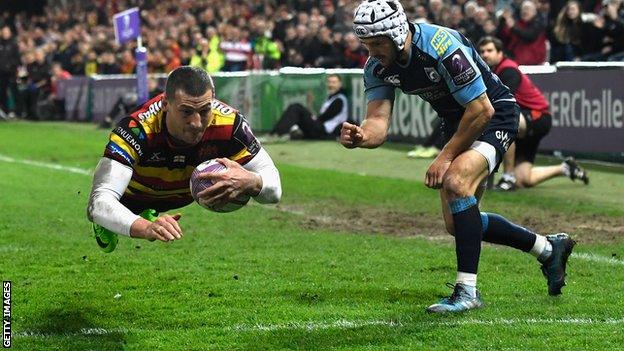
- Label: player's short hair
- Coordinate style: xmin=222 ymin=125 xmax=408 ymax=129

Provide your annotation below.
xmin=477 ymin=36 xmax=504 ymax=52
xmin=165 ymin=66 xmax=215 ymax=99
xmin=327 ymin=73 xmax=342 ymax=82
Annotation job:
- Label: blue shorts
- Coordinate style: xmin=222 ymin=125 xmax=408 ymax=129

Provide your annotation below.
xmin=441 ymin=101 xmax=519 ymax=173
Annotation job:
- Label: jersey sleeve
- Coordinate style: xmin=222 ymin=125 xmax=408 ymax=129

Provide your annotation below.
xmin=363 ymin=59 xmax=396 ymax=102
xmin=224 ymin=113 xmax=261 ymax=165
xmin=428 ymin=28 xmax=486 ymax=105
xmin=103 ymin=117 xmax=148 ymax=167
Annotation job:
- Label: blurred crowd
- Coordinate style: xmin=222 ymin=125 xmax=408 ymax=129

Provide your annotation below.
xmin=1 ymin=0 xmax=623 ymax=119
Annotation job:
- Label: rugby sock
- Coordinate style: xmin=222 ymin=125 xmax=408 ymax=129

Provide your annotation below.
xmin=501 ymin=173 xmax=516 ymax=183
xmin=480 ymin=212 xmax=544 ymax=253
xmin=561 ymin=162 xmax=571 ymax=177
xmin=531 ymin=235 xmax=553 ymax=262
xmin=450 ymin=196 xmax=482 ymax=275
xmin=456 ymin=272 xmax=477 ymax=291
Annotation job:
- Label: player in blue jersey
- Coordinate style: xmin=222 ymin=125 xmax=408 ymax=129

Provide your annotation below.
xmin=341 ymin=0 xmax=576 ymax=313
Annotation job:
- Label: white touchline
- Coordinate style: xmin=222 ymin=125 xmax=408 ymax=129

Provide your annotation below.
xmin=230 ymin=317 xmax=624 ymax=332
xmin=15 ymin=317 xmax=624 ymax=338
xmin=0 ymin=154 xmax=91 ymax=175
xmin=15 ymin=328 xmax=129 ymax=338
xmin=572 ymin=252 xmax=624 ymax=266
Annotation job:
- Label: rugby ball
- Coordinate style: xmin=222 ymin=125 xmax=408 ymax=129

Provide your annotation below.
xmin=190 ymin=159 xmax=250 ymax=212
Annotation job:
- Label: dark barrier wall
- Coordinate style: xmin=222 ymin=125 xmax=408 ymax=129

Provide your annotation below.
xmin=530 ymin=69 xmax=624 ymax=153
xmin=60 ymin=67 xmax=624 ymax=154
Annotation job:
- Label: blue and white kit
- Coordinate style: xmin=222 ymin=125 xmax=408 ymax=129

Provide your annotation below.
xmin=363 ymin=22 xmax=520 ymax=172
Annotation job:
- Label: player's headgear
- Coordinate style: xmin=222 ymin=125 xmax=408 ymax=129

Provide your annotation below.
xmin=353 ymin=0 xmax=409 ymax=51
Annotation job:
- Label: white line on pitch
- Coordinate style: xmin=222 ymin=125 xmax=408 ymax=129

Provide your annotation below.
xmin=0 ymin=154 xmax=91 ymax=175
xmin=2 ymin=154 xmax=623 ymax=268
xmin=15 ymin=316 xmax=624 ymax=338
xmin=15 ymin=327 xmax=128 ymax=338
xmin=230 ymin=317 xmax=624 ymax=332
xmin=572 ymin=252 xmax=624 ymax=266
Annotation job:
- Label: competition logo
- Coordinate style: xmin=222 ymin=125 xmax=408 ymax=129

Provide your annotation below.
xmin=442 ymin=48 xmax=476 ymax=86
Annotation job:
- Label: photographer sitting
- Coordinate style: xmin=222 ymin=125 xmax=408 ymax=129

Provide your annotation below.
xmin=263 ymin=74 xmax=349 ymax=142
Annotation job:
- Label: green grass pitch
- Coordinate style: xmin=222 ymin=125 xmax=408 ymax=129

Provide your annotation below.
xmin=1 ymin=121 xmax=623 ymax=350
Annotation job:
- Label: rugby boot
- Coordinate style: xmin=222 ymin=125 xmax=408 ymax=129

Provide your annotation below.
xmin=426 ymin=283 xmax=484 ymax=313
xmin=93 ymin=209 xmax=159 ymax=252
xmin=539 ymin=233 xmax=576 ymax=296
xmin=564 ymin=157 xmax=589 ymax=185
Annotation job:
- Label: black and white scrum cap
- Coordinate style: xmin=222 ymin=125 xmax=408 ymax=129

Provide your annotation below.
xmin=353 ymin=0 xmax=409 ymax=50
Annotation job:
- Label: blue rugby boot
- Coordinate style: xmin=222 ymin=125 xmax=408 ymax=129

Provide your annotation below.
xmin=426 ymin=283 xmax=484 ymax=313
xmin=539 ymin=233 xmax=576 ymax=296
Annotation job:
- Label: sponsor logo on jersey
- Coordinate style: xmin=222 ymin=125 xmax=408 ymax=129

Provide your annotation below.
xmin=212 ymin=100 xmax=234 ymax=115
xmin=107 ymin=142 xmax=133 ymax=164
xmin=137 ymin=99 xmax=163 ymax=122
xmin=430 ymin=28 xmax=453 ymax=56
xmin=424 ymin=67 xmax=441 ymax=83
xmin=354 ymin=25 xmax=368 ymax=36
xmin=384 ymin=74 xmax=401 ymax=86
xmin=496 ymin=130 xmax=512 ymax=151
xmin=128 ymin=120 xmax=145 ymax=139
xmin=115 ymin=126 xmax=144 ymax=157
xmin=148 ymin=152 xmax=165 ymax=162
xmin=173 ymin=155 xmax=186 ymax=163
xmin=442 ymin=49 xmax=476 ymax=86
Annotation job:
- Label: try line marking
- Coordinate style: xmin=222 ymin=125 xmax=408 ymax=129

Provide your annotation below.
xmin=0 ymin=154 xmax=91 ymax=175
xmin=14 ymin=317 xmax=624 ymax=338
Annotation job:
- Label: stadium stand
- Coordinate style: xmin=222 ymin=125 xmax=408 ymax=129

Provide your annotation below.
xmin=1 ymin=0 xmax=623 ymax=120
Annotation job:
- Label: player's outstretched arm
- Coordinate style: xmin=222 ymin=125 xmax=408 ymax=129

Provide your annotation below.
xmin=340 ymin=99 xmax=393 ymax=149
xmin=130 ymin=214 xmax=183 ymax=242
xmin=87 ymin=157 xmax=183 ymax=242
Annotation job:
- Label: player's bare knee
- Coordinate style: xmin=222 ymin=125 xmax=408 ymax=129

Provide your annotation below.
xmin=442 ymin=173 xmax=470 ymax=198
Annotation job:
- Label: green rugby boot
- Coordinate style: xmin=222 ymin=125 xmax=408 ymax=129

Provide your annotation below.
xmin=93 ymin=223 xmax=119 ymax=253
xmin=93 ymin=209 xmax=159 ymax=253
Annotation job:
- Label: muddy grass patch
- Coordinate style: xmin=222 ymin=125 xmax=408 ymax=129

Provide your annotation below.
xmin=274 ymin=203 xmax=624 ymax=245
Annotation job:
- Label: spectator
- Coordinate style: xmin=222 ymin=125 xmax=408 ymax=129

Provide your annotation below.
xmin=498 ymin=0 xmax=548 ymax=64
xmin=342 ymin=32 xmax=368 ymax=68
xmin=314 ymin=26 xmax=342 ymax=68
xmin=23 ymin=49 xmax=51 ymax=119
xmin=0 ymin=25 xmax=19 ymax=117
xmin=99 ymin=51 xmax=121 ymax=74
xmin=49 ymin=61 xmax=72 ymax=120
xmin=220 ymin=25 xmax=252 ymax=71
xmin=119 ymin=50 xmax=136 ymax=74
xmin=253 ymin=32 xmax=281 ymax=69
xmin=551 ymin=0 xmax=595 ymax=61
xmin=262 ymin=74 xmax=349 ymax=142
xmin=583 ymin=0 xmax=624 ymax=61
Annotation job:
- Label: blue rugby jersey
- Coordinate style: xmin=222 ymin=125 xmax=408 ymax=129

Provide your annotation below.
xmin=363 ymin=22 xmax=515 ymax=123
